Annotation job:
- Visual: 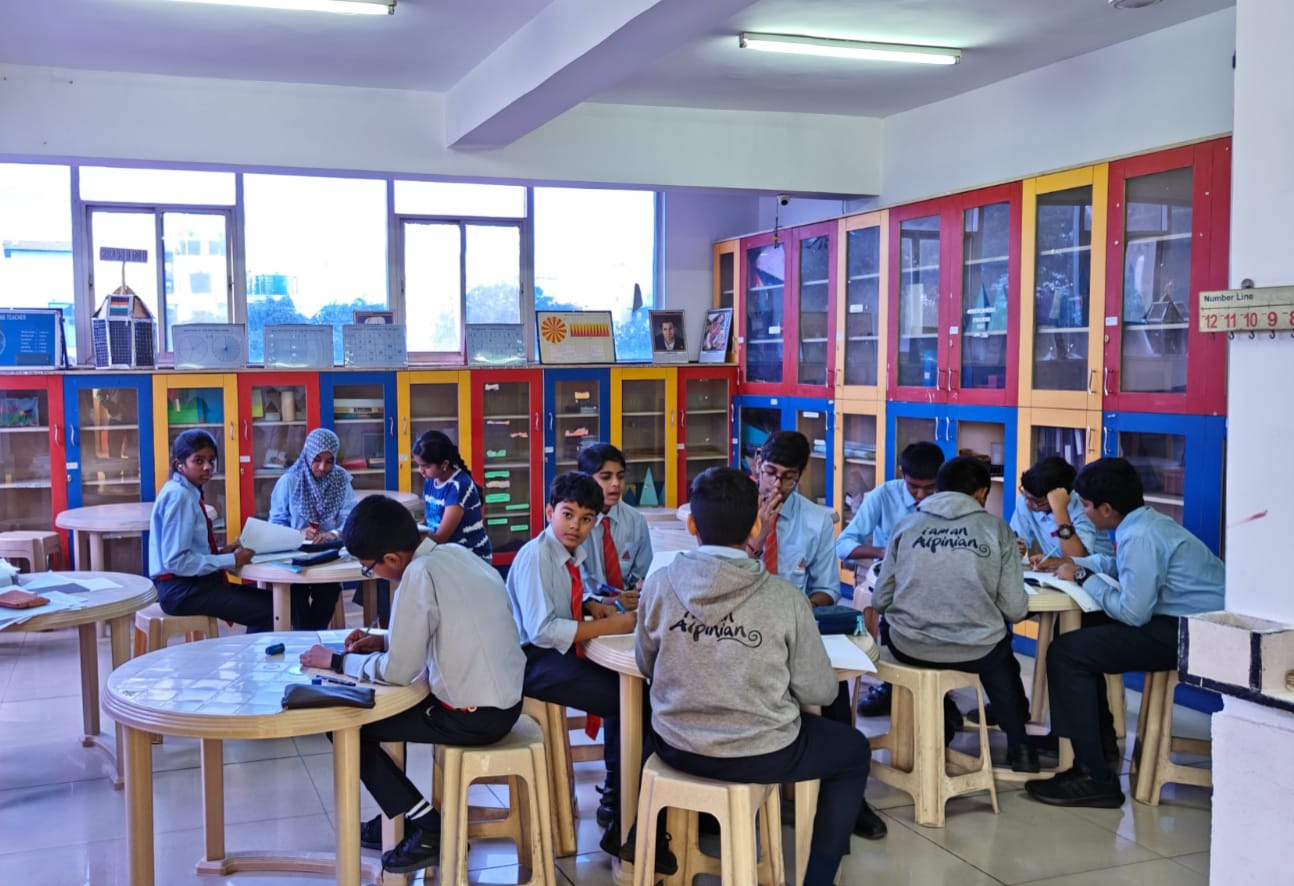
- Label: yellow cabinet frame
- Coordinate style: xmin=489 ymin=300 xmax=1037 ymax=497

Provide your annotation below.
xmin=834 ymin=396 xmax=887 ymax=587
xmin=834 ymin=210 xmax=889 ymax=403
xmin=610 ymin=367 xmax=678 ymax=509
xmin=396 ymin=370 xmax=473 ymax=494
xmin=151 ymin=373 xmax=242 ymax=538
xmin=1014 ymin=407 xmax=1103 ymax=491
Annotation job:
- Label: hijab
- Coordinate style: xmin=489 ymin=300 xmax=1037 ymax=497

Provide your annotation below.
xmin=285 ymin=428 xmax=351 ymax=526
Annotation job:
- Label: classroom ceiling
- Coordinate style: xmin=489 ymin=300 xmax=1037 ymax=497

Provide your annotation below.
xmin=0 ymin=0 xmax=1235 ymax=145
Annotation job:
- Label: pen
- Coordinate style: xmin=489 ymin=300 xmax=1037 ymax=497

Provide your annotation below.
xmin=312 ymin=674 xmax=357 ymax=687
xmin=613 ymin=598 xmax=627 ymax=613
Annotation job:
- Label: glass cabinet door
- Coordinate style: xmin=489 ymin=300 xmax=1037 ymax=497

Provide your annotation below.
xmin=75 ymin=385 xmax=143 ymax=507
xmin=960 ymin=202 xmax=1012 ymax=391
xmin=839 ymin=412 xmax=878 ymax=529
xmin=1030 ymin=424 xmax=1092 ymax=471
xmin=744 ymin=242 xmax=785 ymax=384
xmin=796 ymin=407 xmax=829 ymax=506
xmin=843 ymin=225 xmax=882 ymax=387
xmin=619 ymin=379 xmax=666 ymax=507
xmin=896 ymin=216 xmax=941 ymax=389
xmin=955 ymin=419 xmax=1008 ymax=517
xmin=681 ymin=377 xmax=730 ymax=493
xmin=552 ymin=378 xmax=602 ymax=474
xmin=1116 ymin=429 xmax=1186 ymax=526
xmin=893 ymin=416 xmax=937 ymax=477
xmin=0 ymin=386 xmax=54 ymax=531
xmin=248 ymin=382 xmax=309 ymax=518
xmin=479 ymin=381 xmax=533 ymax=554
xmin=715 ymin=242 xmax=736 ymax=310
xmin=1033 ymin=186 xmax=1094 ymax=393
xmin=797 ymin=234 xmax=831 ymax=387
xmin=736 ymin=403 xmax=782 ymax=475
xmin=328 ymin=382 xmax=387 ymax=493
xmin=163 ymin=385 xmax=231 ymax=542
xmin=407 ymin=381 xmax=461 ymax=494
xmin=1119 ymin=167 xmax=1193 ymax=394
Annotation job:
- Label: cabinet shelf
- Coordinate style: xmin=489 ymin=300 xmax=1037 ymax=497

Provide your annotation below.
xmin=900 ymin=332 xmax=940 ymax=339
xmin=414 ymin=414 xmax=459 ymax=423
xmin=484 ymin=413 xmax=529 ymax=421
xmin=1144 ymin=493 xmax=1185 ymax=506
xmin=348 ymin=468 xmax=385 ymax=476
xmin=621 ymin=411 xmax=665 ymax=418
xmin=844 ymin=457 xmax=877 ymax=467
xmin=484 ymin=460 xmax=530 ymax=469
xmin=1036 ymin=326 xmax=1089 ymax=334
xmin=963 ymin=255 xmax=1009 ymax=267
xmin=847 ymin=335 xmax=880 ymax=342
xmin=800 ymin=337 xmax=830 ymax=344
xmin=333 ymin=417 xmax=383 ymax=424
xmin=748 ymin=337 xmax=783 ymax=345
xmin=0 ymin=426 xmax=48 ymax=434
xmin=848 ymin=272 xmax=880 ymax=282
xmin=168 ymin=421 xmax=223 ymax=430
xmin=901 ymin=264 xmax=941 ymax=273
xmin=0 ymin=480 xmax=52 ymax=489
xmin=1038 ymin=244 xmax=1092 ymax=257
xmin=685 ymin=408 xmax=727 ymax=415
xmin=1124 ymin=322 xmax=1190 ymax=332
xmin=800 ymin=278 xmax=829 ymax=287
xmin=685 ymin=450 xmax=729 ymax=461
xmin=256 ymin=420 xmax=308 ymax=428
xmin=747 ymin=284 xmax=785 ymax=293
xmin=1126 ymin=231 xmax=1192 ymax=245
xmin=964 ymin=330 xmax=1008 ymax=338
xmin=80 ymin=423 xmax=140 ymax=432
xmin=84 ymin=478 xmax=142 ymax=488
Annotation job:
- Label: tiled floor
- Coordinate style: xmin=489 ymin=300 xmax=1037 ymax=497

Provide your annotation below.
xmin=0 ymin=516 xmax=1214 ymax=884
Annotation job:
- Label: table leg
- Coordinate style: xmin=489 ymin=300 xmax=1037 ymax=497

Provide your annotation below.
xmin=123 ymin=726 xmax=156 ymax=886
xmin=1030 ymin=612 xmax=1056 ymax=725
xmin=106 ymin=614 xmax=132 ymax=787
xmin=77 ymin=622 xmax=101 ymax=742
xmin=334 ymin=726 xmax=362 ymax=886
xmin=72 ymin=529 xmax=89 ymax=571
xmin=201 ymin=739 xmax=226 ymax=863
xmin=89 ymin=531 xmax=106 ymax=573
xmin=1056 ymin=610 xmax=1082 ymax=771
xmin=618 ymin=674 xmax=643 ymax=847
xmin=271 ymin=582 xmax=291 ymax=632
xmin=361 ymin=580 xmax=377 ymax=630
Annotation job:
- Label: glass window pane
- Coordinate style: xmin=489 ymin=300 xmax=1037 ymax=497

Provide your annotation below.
xmin=90 ymin=210 xmax=159 ymax=337
xmin=405 ymin=222 xmax=462 ymax=353
xmin=960 ymin=202 xmax=1010 ymax=390
xmin=1033 ymin=186 xmax=1093 ymax=391
xmin=0 ymin=164 xmax=75 ymax=362
xmin=244 ymin=174 xmax=388 ymax=364
xmin=1118 ymin=430 xmax=1185 ymax=526
xmin=465 ymin=224 xmax=521 ymax=325
xmin=80 ymin=166 xmax=235 ymax=205
xmin=162 ymin=212 xmax=229 ymax=349
xmin=534 ymin=188 xmax=657 ymax=362
xmin=394 ymin=181 xmax=526 ymax=217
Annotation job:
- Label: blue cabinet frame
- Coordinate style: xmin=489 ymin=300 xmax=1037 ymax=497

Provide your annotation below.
xmin=63 ymin=374 xmax=157 ymax=509
xmin=542 ymin=367 xmax=611 ymax=493
xmin=733 ymin=394 xmax=837 ymax=508
xmin=319 ymin=371 xmax=399 ymax=490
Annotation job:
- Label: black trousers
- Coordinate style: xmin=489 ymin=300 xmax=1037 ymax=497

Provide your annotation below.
xmin=887 ymin=632 xmax=1032 ymax=747
xmin=290 ymin=582 xmax=342 ymax=631
xmin=355 ymin=693 xmax=522 ymax=819
xmin=1047 ymin=615 xmax=1180 ymax=780
xmin=656 ymin=713 xmax=871 ymax=859
xmin=156 ymin=572 xmax=272 ymax=632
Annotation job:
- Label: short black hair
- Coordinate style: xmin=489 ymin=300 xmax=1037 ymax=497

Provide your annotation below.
xmin=689 ymin=467 xmax=758 ymax=547
xmin=936 ymin=456 xmax=991 ymax=497
xmin=548 ymin=471 xmax=604 ymax=513
xmin=900 ymin=441 xmax=945 ymax=480
xmin=1021 ymin=456 xmax=1077 ymax=498
xmin=342 ymin=494 xmax=422 ymax=561
xmin=759 ymin=431 xmax=810 ymax=472
xmin=1073 ymin=457 xmax=1145 ymax=517
xmin=577 ymin=443 xmax=627 ymax=475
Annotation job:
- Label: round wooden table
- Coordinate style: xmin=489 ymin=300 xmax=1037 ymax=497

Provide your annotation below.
xmin=354 ymin=488 xmax=422 ymax=519
xmin=2 ymin=571 xmax=156 ymax=786
xmin=237 ymin=558 xmax=378 ymax=632
xmin=55 ymin=501 xmax=217 ymax=572
xmin=104 ymin=631 xmax=427 ymax=886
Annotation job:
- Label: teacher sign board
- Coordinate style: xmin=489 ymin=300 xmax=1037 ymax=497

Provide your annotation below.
xmin=0 ymin=308 xmax=69 ymax=368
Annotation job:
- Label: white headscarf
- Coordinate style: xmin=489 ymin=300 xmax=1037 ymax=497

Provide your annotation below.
xmin=285 ymin=428 xmax=351 ymax=526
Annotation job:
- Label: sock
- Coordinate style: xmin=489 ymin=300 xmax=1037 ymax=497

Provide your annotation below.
xmin=803 ymin=849 xmax=842 ymax=886
xmin=404 ymin=800 xmax=439 ymax=832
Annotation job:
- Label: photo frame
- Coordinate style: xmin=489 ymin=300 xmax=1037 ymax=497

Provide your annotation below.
xmin=649 ymin=309 xmax=688 ymax=364
xmin=536 ymin=310 xmax=617 ymax=364
xmin=698 ymin=307 xmax=733 ymax=364
xmin=353 ymin=310 xmax=395 ymax=325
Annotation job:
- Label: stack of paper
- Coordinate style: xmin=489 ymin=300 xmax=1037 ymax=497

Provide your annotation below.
xmin=0 ymin=590 xmax=87 ymax=631
xmin=239 ymin=517 xmax=306 ymax=563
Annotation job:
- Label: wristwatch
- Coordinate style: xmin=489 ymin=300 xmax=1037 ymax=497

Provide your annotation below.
xmin=1056 ymin=524 xmax=1076 ymax=540
xmin=1071 ymin=566 xmax=1091 ymax=584
xmin=330 ymin=653 xmax=346 ymax=674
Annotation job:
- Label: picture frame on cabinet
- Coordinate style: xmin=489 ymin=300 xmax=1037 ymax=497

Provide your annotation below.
xmin=353 ymin=310 xmax=395 ymax=325
xmin=698 ymin=307 xmax=732 ymax=364
xmin=536 ymin=310 xmax=617 ymax=364
xmin=650 ymin=309 xmax=688 ymax=364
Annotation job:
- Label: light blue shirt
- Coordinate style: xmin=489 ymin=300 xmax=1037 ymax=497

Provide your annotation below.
xmin=579 ymin=501 xmax=654 ymax=593
xmin=506 ymin=525 xmax=590 ymax=654
xmin=1009 ymin=493 xmax=1113 ymax=560
xmin=767 ymin=491 xmax=839 ymax=603
xmin=268 ymin=471 xmax=356 ymax=533
xmin=835 ymin=478 xmax=918 ymax=559
xmin=148 ymin=473 xmax=236 ymax=578
xmin=1074 ymin=506 xmax=1225 ymax=626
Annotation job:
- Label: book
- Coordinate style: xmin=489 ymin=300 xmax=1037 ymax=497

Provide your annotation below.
xmin=1023 ymin=570 xmax=1105 ymax=613
xmin=239 ymin=517 xmax=307 ymax=563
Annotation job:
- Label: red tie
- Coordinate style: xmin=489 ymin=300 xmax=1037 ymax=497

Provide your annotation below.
xmin=601 ymin=516 xmax=624 ymax=589
xmin=566 ymin=559 xmax=602 ymax=740
xmin=763 ymin=520 xmax=779 ymax=575
xmin=201 ymin=492 xmax=218 ymax=554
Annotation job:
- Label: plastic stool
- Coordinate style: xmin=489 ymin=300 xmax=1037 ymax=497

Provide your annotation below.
xmin=132 ymin=603 xmax=220 ymax=656
xmin=521 ymin=698 xmax=580 ymax=857
xmin=0 ymin=530 xmax=63 ymax=573
xmin=1133 ymin=670 xmax=1213 ymax=805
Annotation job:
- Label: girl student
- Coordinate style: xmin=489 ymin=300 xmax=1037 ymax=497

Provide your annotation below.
xmin=412 ymin=430 xmax=492 ymax=561
xmin=148 ymin=429 xmax=272 ymax=632
xmin=269 ymin=427 xmax=357 ymax=629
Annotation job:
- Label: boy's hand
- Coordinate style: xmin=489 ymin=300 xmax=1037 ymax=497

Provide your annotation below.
xmin=344 ymin=632 xmax=384 ymax=654
xmin=233 ymin=546 xmax=255 ymax=569
xmin=755 ymin=490 xmax=785 ymax=545
xmin=1053 ymin=560 xmax=1080 ymax=581
xmin=1016 ymin=538 xmax=1028 ymax=556
xmin=299 ymin=645 xmax=334 ymax=670
xmin=1046 ymin=487 xmax=1070 ymax=513
xmin=606 ymin=610 xmax=637 ymax=633
xmin=618 ymin=588 xmax=640 ymax=611
xmin=1030 ymin=555 xmax=1063 ymax=572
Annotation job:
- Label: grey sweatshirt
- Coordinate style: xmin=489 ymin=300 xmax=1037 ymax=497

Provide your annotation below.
xmin=635 ymin=548 xmax=839 ymax=758
xmin=873 ymin=491 xmax=1027 ymax=663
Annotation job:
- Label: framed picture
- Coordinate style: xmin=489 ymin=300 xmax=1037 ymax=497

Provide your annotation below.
xmin=536 ymin=310 xmax=617 ymax=364
xmin=699 ymin=307 xmax=733 ymax=363
xmin=650 ymin=309 xmax=687 ymax=364
xmin=353 ymin=310 xmax=395 ymax=325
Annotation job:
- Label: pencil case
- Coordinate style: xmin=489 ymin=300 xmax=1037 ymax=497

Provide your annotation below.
xmin=281 ymin=683 xmax=375 ymax=709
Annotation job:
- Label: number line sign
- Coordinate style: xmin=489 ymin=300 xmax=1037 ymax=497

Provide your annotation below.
xmin=1199 ymin=286 xmax=1294 ymax=333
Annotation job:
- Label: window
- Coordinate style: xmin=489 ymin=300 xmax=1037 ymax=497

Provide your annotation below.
xmin=395 ymin=180 xmax=526 ymax=218
xmin=80 ymin=166 xmax=235 ymax=206
xmin=243 ymin=174 xmax=388 ymax=364
xmin=533 ymin=187 xmax=657 ymax=361
xmin=0 ymin=164 xmax=75 ymax=362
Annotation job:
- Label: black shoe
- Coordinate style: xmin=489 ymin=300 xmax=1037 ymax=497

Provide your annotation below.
xmin=612 ymin=824 xmax=679 ymax=876
xmin=965 ymin=703 xmax=998 ymax=727
xmin=381 ymin=824 xmax=441 ymax=874
xmin=1030 ymin=733 xmax=1120 ymax=766
xmin=360 ymin=814 xmax=384 ymax=851
xmin=595 ymin=781 xmax=618 ymax=829
xmin=1025 ymin=770 xmax=1125 ymax=808
xmin=1007 ymin=744 xmax=1040 ymax=773
xmin=852 ymin=802 xmax=887 ymax=840
xmin=943 ymin=696 xmax=964 ymax=745
xmin=857 ymin=683 xmax=892 ymax=716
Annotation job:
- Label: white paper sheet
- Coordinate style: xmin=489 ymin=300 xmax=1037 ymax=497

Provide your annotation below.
xmin=67 ymin=577 xmax=121 ymax=591
xmin=1023 ymin=571 xmax=1102 ymax=613
xmin=821 ymin=634 xmax=877 ymax=674
xmin=0 ymin=590 xmax=86 ymax=631
xmin=238 ymin=517 xmax=306 ymax=555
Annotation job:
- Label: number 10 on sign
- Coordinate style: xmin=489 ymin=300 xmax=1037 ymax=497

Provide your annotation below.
xmin=1198 ymin=286 xmax=1294 ymax=333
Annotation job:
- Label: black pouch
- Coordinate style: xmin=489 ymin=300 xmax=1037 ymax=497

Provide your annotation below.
xmin=812 ymin=604 xmax=865 ymax=636
xmin=281 ymin=683 xmax=376 ymax=709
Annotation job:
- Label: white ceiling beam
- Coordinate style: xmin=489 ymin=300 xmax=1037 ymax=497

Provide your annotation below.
xmin=444 ymin=0 xmax=755 ymax=149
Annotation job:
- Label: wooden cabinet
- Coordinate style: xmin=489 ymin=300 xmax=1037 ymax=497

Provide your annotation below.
xmin=236 ymin=372 xmax=322 ymax=528
xmin=319 ymin=371 xmax=398 ymax=492
xmin=713 ymin=239 xmax=738 ymax=310
xmin=152 ymin=373 xmax=240 ymax=542
xmin=0 ymin=375 xmax=67 ymax=533
xmin=676 ymin=366 xmax=735 ymax=504
xmin=396 ymin=370 xmax=472 ymax=496
xmin=835 ymin=211 xmax=888 ymax=402
xmin=611 ymin=368 xmax=677 ymax=509
xmin=1015 ymin=408 xmax=1102 ymax=486
xmin=834 ymin=398 xmax=885 ymax=585
xmin=64 ymin=375 xmax=155 ymax=509
xmin=543 ymin=368 xmax=610 ymax=494
xmin=733 ymin=394 xmax=836 ymax=509
xmin=471 ymin=369 xmax=543 ymax=565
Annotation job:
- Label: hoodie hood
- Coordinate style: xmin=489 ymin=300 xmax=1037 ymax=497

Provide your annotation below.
xmin=916 ymin=490 xmax=985 ymax=520
xmin=662 ymin=549 xmax=773 ymax=625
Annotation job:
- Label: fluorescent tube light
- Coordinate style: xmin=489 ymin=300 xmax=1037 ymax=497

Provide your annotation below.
xmin=738 ymin=32 xmax=960 ymax=66
xmin=170 ymin=0 xmax=394 ymax=15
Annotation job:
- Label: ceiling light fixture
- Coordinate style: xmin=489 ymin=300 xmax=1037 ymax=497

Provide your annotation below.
xmin=1108 ymin=0 xmax=1164 ymax=8
xmin=738 ymin=32 xmax=960 ymax=65
xmin=170 ymin=0 xmax=394 ymax=15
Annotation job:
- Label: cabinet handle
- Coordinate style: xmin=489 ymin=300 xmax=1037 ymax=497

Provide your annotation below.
xmin=53 ymin=424 xmax=61 ymax=445
xmin=534 ymin=412 xmax=539 ymax=431
xmin=1088 ymin=426 xmax=1096 ymax=457
xmin=669 ymin=410 xmax=676 ymax=428
xmin=827 ymin=367 xmax=834 ymax=387
xmin=70 ymin=425 xmax=78 ymax=446
xmin=1103 ymin=367 xmax=1111 ymax=397
xmin=1088 ymin=369 xmax=1097 ymax=395
xmin=388 ymin=417 xmax=395 ymax=436
xmin=935 ymin=367 xmax=943 ymax=391
xmin=242 ymin=419 xmax=249 ymax=441
xmin=944 ymin=416 xmax=953 ymax=441
xmin=680 ymin=410 xmax=686 ymax=430
xmin=1102 ymin=425 xmax=1110 ymax=454
xmin=228 ymin=420 xmax=235 ymax=442
xmin=548 ymin=412 xmax=554 ymax=430
xmin=401 ymin=416 xmax=408 ymax=435
xmin=947 ymin=368 xmax=958 ymax=391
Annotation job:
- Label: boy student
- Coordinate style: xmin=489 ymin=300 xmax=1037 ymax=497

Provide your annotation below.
xmin=505 ymin=472 xmax=643 ymax=856
xmin=578 ymin=443 xmax=653 ymax=607
xmin=298 ymin=495 xmax=525 ymax=875
xmin=636 ymin=467 xmax=882 ymax=886
xmin=834 ymin=440 xmax=945 ymax=716
xmin=1025 ymin=457 xmax=1225 ymax=808
xmin=872 ymin=456 xmax=1038 ymax=771
xmin=1011 ymin=455 xmax=1113 ymax=564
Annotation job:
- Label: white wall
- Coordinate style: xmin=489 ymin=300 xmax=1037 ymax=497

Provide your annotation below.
xmin=1211 ymin=0 xmax=1294 ymax=879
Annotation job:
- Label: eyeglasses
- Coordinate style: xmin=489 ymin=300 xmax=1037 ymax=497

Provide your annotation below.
xmin=359 ymin=561 xmax=377 ymax=578
xmin=1019 ymin=487 xmax=1048 ymax=508
xmin=760 ymin=465 xmax=800 ymax=487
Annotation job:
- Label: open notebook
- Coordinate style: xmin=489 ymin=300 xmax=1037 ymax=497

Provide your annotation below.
xmin=239 ymin=517 xmax=307 ymax=564
xmin=1023 ymin=570 xmax=1116 ymax=613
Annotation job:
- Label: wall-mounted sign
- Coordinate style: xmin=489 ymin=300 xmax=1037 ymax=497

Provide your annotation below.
xmin=1199 ymin=285 xmax=1294 ymax=333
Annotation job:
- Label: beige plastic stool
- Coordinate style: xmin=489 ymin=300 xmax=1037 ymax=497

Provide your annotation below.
xmin=521 ymin=698 xmax=580 ymax=857
xmin=132 ymin=603 xmax=220 ymax=656
xmin=433 ymin=714 xmax=556 ymax=886
xmin=1132 ymin=670 xmax=1213 ymax=805
xmin=631 ymin=754 xmax=783 ymax=886
xmin=868 ymin=659 xmax=999 ymax=827
xmin=0 ymin=530 xmax=63 ymax=573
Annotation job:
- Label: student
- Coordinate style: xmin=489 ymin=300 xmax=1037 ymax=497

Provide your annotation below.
xmin=873 ymin=456 xmax=1037 ymax=770
xmin=1025 ymin=457 xmax=1225 ymax=808
xmin=834 ymin=440 xmax=944 ymax=716
xmin=505 ymin=472 xmax=641 ymax=856
xmin=413 ymin=430 xmax=492 ymax=561
xmin=1010 ymin=455 xmax=1113 ymax=564
xmin=636 ymin=467 xmax=882 ymax=885
xmin=268 ymin=427 xmax=356 ymax=629
xmin=149 ymin=429 xmax=270 ymax=632
xmin=299 ymin=495 xmax=525 ymax=874
xmin=578 ymin=442 xmax=652 ymax=603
